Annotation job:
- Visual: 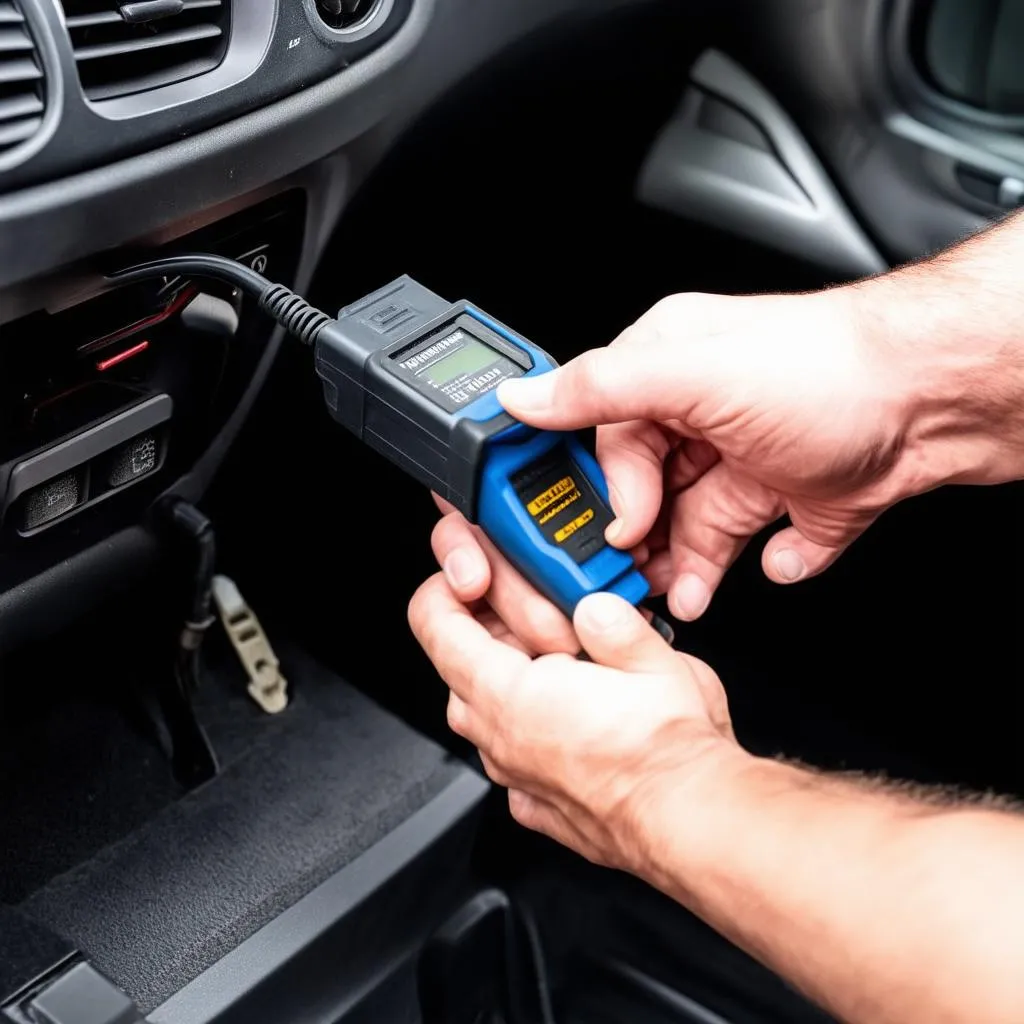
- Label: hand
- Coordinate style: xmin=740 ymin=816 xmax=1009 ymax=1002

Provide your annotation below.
xmin=430 ymin=493 xmax=581 ymax=655
xmin=407 ymin=577 xmax=742 ymax=872
xmin=496 ymin=288 xmax=918 ymax=621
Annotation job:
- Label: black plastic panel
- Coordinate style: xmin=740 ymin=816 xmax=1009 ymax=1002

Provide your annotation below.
xmin=17 ymin=642 xmax=488 ymax=1016
xmin=0 ymin=0 xmax=413 ymax=191
xmin=0 ymin=190 xmax=305 ymax=595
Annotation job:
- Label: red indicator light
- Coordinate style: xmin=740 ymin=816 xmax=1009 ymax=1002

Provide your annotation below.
xmin=96 ymin=339 xmax=150 ymax=372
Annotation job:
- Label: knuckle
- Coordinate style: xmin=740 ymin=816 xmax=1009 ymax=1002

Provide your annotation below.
xmin=790 ymin=503 xmax=871 ymax=548
xmin=479 ymin=753 xmax=509 ymax=788
xmin=488 ymin=722 xmax=516 ymax=772
xmin=508 ymin=792 xmax=535 ymax=827
xmin=446 ymin=696 xmax=466 ymax=735
xmin=406 ymin=582 xmax=429 ymax=635
xmin=649 ymin=294 xmax=686 ymax=319
xmin=407 ymin=573 xmax=446 ymax=641
xmin=643 ymin=293 xmax=692 ymax=331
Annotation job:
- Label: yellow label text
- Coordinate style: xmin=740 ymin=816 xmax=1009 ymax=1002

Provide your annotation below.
xmin=527 ymin=476 xmax=576 ymax=516
xmin=555 ymin=508 xmax=595 ymax=544
xmin=539 ymin=489 xmax=581 ymax=525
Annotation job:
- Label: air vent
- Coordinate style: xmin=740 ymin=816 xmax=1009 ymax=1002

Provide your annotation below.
xmin=60 ymin=0 xmax=229 ymax=101
xmin=0 ymin=0 xmax=45 ymax=157
xmin=314 ymin=0 xmax=379 ymax=30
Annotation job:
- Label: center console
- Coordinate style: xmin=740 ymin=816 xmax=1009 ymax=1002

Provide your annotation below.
xmin=0 ymin=192 xmax=304 ymax=577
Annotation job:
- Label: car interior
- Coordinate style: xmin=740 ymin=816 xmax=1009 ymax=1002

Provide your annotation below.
xmin=0 ymin=0 xmax=1021 ymax=1021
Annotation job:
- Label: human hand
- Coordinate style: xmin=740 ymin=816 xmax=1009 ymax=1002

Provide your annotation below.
xmin=407 ymin=576 xmax=742 ymax=872
xmin=496 ymin=288 xmax=918 ymax=621
xmin=430 ymin=494 xmax=582 ymax=655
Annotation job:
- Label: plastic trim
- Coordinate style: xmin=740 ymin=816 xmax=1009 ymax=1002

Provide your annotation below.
xmin=0 ymin=0 xmax=65 ymax=173
xmin=6 ymin=393 xmax=171 ymax=504
xmin=303 ymin=0 xmax=396 ymax=45
xmin=149 ymin=769 xmax=490 ymax=1024
xmin=867 ymin=1 xmax=1024 ymax=219
xmin=637 ymin=50 xmax=886 ymax=279
xmin=886 ymin=0 xmax=1024 ymax=133
xmin=84 ymin=0 xmax=278 ymax=121
xmin=0 ymin=0 xmax=433 ymax=290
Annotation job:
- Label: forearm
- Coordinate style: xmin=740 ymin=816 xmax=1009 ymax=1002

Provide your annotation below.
xmin=851 ymin=210 xmax=1024 ymax=487
xmin=633 ymin=748 xmax=1024 ymax=1024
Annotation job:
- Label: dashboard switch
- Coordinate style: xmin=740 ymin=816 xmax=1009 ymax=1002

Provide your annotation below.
xmin=106 ymin=433 xmax=159 ymax=489
xmin=22 ymin=470 xmax=84 ymax=532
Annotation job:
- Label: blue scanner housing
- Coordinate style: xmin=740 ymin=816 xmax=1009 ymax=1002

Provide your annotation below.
xmin=315 ymin=276 xmax=650 ymax=618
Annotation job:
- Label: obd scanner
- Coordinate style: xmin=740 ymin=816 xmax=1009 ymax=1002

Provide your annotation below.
xmin=107 ymin=257 xmax=653 ymax=620
xmin=314 ymin=276 xmax=650 ymax=618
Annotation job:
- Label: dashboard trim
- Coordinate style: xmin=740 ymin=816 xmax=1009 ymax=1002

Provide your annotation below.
xmin=86 ymin=0 xmax=279 ymax=121
xmin=302 ymin=0 xmax=394 ymax=45
xmin=0 ymin=0 xmax=65 ymax=174
xmin=0 ymin=0 xmax=434 ymax=293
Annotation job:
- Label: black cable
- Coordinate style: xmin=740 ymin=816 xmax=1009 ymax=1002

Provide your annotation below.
xmin=109 ymin=253 xmax=333 ymax=346
xmin=515 ymin=901 xmax=558 ymax=1024
xmin=158 ymin=498 xmax=220 ymax=786
xmin=109 ymin=253 xmax=271 ymax=298
xmin=166 ymin=499 xmax=217 ymax=647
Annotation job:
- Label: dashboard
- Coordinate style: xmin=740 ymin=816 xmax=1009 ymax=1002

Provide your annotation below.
xmin=0 ymin=0 xmax=650 ymax=651
xmin=1 ymin=0 xmax=1019 ymax=654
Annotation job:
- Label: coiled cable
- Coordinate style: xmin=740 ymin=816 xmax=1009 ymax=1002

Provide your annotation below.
xmin=109 ymin=252 xmax=332 ymax=346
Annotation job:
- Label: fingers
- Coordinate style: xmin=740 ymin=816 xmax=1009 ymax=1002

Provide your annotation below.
xmin=431 ymin=511 xmax=579 ymax=655
xmin=598 ymin=425 xmax=720 ymax=552
xmin=573 ymin=593 xmax=680 ymax=672
xmin=431 ymin=511 xmax=491 ymax=602
xmin=664 ymin=463 xmax=785 ymax=621
xmin=597 ymin=421 xmax=671 ymax=548
xmin=498 ymin=336 xmax=690 ymax=431
xmin=761 ymin=517 xmax=873 ymax=585
xmin=408 ymin=574 xmax=530 ymax=703
xmin=508 ymin=790 xmax=593 ymax=856
xmin=446 ymin=692 xmax=478 ymax=741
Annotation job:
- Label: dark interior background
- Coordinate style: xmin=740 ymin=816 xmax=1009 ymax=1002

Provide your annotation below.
xmin=1 ymin=2 xmax=1021 ymax=1019
xmin=216 ymin=1 xmax=1024 ymax=798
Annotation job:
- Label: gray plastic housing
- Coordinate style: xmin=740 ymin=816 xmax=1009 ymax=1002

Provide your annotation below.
xmin=637 ymin=50 xmax=886 ymax=279
xmin=315 ymin=276 xmax=522 ymax=517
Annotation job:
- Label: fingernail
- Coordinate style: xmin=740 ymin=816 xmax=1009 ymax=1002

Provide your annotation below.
xmin=577 ymin=592 xmax=629 ymax=631
xmin=674 ymin=574 xmax=710 ymax=621
xmin=774 ymin=549 xmax=807 ymax=583
xmin=606 ymin=519 xmax=625 ymax=545
xmin=444 ymin=549 xmax=483 ymax=591
xmin=498 ymin=376 xmax=553 ymax=412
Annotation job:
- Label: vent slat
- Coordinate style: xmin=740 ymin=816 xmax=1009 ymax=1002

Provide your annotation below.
xmin=0 ymin=113 xmax=39 ymax=146
xmin=0 ymin=56 xmax=41 ymax=84
xmin=0 ymin=0 xmax=44 ymax=158
xmin=64 ymin=10 xmax=123 ymax=28
xmin=0 ymin=90 xmax=43 ymax=120
xmin=73 ymin=22 xmax=221 ymax=62
xmin=59 ymin=0 xmax=228 ymax=100
xmin=0 ymin=25 xmax=32 ymax=51
xmin=65 ymin=0 xmax=222 ymax=27
xmin=0 ymin=1 xmax=24 ymax=24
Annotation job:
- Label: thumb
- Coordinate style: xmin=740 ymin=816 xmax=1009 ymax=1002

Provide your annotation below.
xmin=498 ymin=345 xmax=692 ymax=430
xmin=573 ymin=593 xmax=678 ymax=672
